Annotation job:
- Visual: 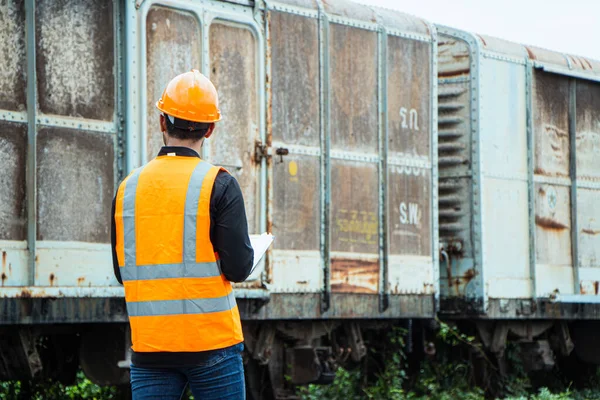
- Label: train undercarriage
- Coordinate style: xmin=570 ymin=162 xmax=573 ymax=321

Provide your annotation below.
xmin=2 ymin=297 xmax=600 ymax=400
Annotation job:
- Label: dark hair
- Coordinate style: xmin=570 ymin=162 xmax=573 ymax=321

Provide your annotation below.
xmin=164 ymin=115 xmax=212 ymax=141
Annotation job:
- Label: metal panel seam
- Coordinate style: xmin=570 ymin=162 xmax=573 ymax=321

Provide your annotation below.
xmin=35 ymin=115 xmax=116 ymax=133
xmin=25 ymin=0 xmax=37 ymax=287
xmin=374 ymin=14 xmax=389 ymax=312
xmin=0 ymin=110 xmax=27 ymax=123
xmin=201 ymin=9 xmax=210 ymax=160
xmin=268 ymin=1 xmax=318 ymax=18
xmin=384 ymin=28 xmax=430 ymax=43
xmin=327 ymin=15 xmax=378 ymax=31
xmin=125 ymin=0 xmax=141 ymax=170
xmin=263 ymin=0 xmax=273 ymax=284
xmin=316 ymin=0 xmax=331 ymax=313
xmin=481 ymin=51 xmax=526 ymax=65
xmin=471 ymin=31 xmax=486 ymax=310
xmin=115 ymin=0 xmax=127 ymax=181
xmin=430 ymin=24 xmax=440 ymax=310
xmin=525 ymin=58 xmax=537 ymax=299
xmin=569 ymin=79 xmax=579 ymax=295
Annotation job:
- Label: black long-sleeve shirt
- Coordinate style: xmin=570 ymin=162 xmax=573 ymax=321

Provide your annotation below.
xmin=110 ymin=146 xmax=253 ymax=366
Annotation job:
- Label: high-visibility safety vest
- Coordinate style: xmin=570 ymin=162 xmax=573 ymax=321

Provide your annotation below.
xmin=114 ymin=155 xmax=244 ymax=353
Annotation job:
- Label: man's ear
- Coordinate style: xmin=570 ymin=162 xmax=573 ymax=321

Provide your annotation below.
xmin=204 ymin=123 xmax=215 ymax=139
xmin=159 ymin=114 xmax=167 ymax=133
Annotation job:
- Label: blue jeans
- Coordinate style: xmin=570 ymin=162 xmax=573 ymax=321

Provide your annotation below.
xmin=129 ymin=343 xmax=245 ymax=400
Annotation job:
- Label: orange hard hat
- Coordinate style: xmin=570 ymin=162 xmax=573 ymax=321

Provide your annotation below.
xmin=156 ymin=69 xmax=222 ymax=123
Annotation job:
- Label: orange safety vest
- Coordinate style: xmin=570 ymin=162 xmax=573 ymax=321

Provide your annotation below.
xmin=114 ymin=154 xmax=244 ymax=353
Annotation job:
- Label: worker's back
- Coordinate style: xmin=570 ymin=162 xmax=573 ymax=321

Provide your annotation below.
xmin=114 ymin=154 xmax=244 ymax=353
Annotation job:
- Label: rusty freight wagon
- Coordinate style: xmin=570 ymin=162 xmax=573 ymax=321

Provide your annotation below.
xmin=0 ymin=0 xmax=438 ymax=395
xmin=437 ymin=27 xmax=600 ymax=367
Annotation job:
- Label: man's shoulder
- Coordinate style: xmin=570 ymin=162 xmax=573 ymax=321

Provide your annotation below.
xmin=212 ymin=169 xmax=238 ymax=194
xmin=210 ymin=170 xmax=242 ymax=210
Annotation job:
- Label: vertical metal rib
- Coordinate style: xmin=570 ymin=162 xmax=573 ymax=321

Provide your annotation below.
xmin=114 ymin=0 xmax=126 ymax=182
xmin=525 ymin=59 xmax=537 ymax=299
xmin=201 ymin=12 xmax=211 ymax=161
xmin=317 ymin=0 xmax=331 ymax=313
xmin=569 ymin=79 xmax=579 ymax=294
xmin=377 ymin=24 xmax=389 ymax=313
xmin=25 ymin=0 xmax=37 ymax=286
xmin=263 ymin=2 xmax=274 ymax=283
xmin=430 ymin=28 xmax=440 ymax=310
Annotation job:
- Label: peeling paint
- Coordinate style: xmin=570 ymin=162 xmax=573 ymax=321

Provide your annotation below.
xmin=331 ymin=257 xmax=379 ymax=294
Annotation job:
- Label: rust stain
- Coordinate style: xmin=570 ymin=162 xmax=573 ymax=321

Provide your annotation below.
xmin=330 ymin=258 xmax=379 ymax=294
xmin=1 ymin=251 xmax=6 ymax=269
xmin=418 ymin=18 xmax=431 ymax=36
xmin=265 ymin=10 xmax=273 ymax=284
xmin=1 ymin=273 xmax=6 ymax=286
xmin=464 ymin=268 xmax=476 ymax=281
xmin=535 ymin=216 xmax=568 ymax=231
xmin=525 ymin=46 xmax=536 ymax=60
xmin=438 ymin=67 xmax=471 ymax=78
xmin=233 ymin=278 xmax=265 ymax=290
xmin=445 ymin=258 xmax=453 ymax=291
xmin=18 ymin=289 xmax=32 ymax=298
xmin=49 ymin=273 xmax=55 ymax=286
xmin=450 ymin=268 xmax=478 ymax=296
xmin=582 ymin=228 xmax=600 ymax=236
xmin=595 ymin=281 xmax=599 ymax=295
xmin=77 ymin=277 xmax=85 ymax=285
xmin=475 ymin=34 xmax=487 ymax=46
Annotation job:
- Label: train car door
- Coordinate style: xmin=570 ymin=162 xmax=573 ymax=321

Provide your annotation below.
xmin=129 ymin=0 xmax=267 ymax=288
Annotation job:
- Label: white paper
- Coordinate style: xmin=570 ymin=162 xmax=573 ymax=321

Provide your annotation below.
xmin=249 ymin=232 xmax=274 ymax=270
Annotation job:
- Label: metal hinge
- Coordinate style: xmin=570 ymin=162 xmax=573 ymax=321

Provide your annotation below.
xmin=254 ymin=140 xmax=270 ymax=163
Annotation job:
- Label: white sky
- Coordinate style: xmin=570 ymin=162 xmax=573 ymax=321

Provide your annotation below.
xmin=355 ymin=0 xmax=600 ymax=61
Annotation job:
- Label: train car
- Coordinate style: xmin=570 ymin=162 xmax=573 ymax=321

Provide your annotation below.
xmin=0 ymin=0 xmax=438 ymax=396
xmin=437 ymin=26 xmax=600 ymax=367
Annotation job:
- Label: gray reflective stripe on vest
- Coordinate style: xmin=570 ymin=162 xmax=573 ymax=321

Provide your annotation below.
xmin=120 ymin=261 xmax=221 ymax=281
xmin=121 ymin=160 xmax=221 ymax=281
xmin=126 ymin=291 xmax=236 ymax=317
xmin=183 ymin=161 xmax=213 ymax=264
xmin=123 ymin=167 xmax=145 ymax=268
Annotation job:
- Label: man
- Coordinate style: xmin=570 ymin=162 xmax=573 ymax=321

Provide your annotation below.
xmin=110 ymin=69 xmax=254 ymax=399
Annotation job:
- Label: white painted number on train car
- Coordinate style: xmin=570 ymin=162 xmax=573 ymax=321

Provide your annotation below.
xmin=400 ymin=202 xmax=421 ymax=226
xmin=400 ymin=107 xmax=419 ymax=131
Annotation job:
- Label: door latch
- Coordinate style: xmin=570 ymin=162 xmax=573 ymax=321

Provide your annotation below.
xmin=275 ymin=147 xmax=289 ymax=163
